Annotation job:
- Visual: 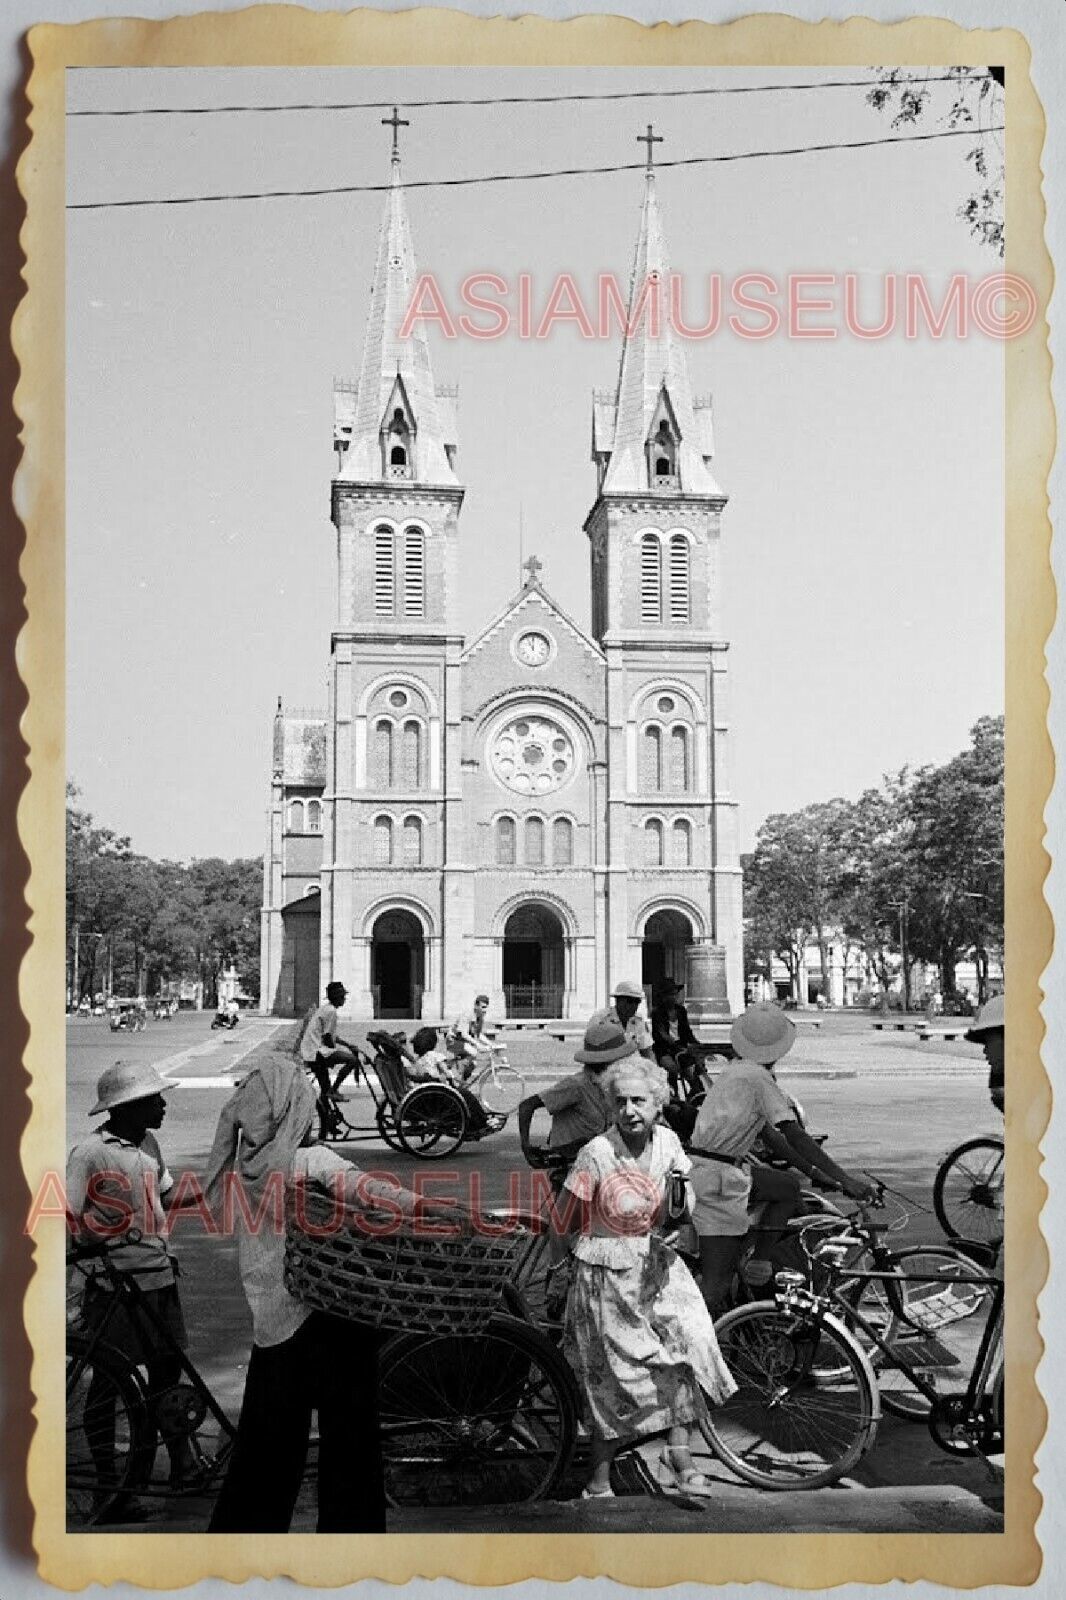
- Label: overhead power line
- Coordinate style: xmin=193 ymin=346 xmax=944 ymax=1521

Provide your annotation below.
xmin=67 ymin=124 xmax=1004 ymax=212
xmin=65 ymin=71 xmax=989 ymax=117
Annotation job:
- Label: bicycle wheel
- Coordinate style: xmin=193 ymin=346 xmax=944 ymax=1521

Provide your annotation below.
xmin=850 ymin=1246 xmax=996 ymax=1420
xmin=475 ymin=1064 xmax=525 ymax=1117
xmin=699 ymin=1303 xmax=879 ymax=1490
xmin=66 ymin=1333 xmax=155 ymax=1526
xmin=396 ymin=1085 xmax=467 ymax=1159
xmin=506 ymin=1230 xmax=570 ymax=1335
xmin=374 ymin=1103 xmax=406 ymax=1154
xmin=378 ymin=1316 xmax=579 ymax=1506
xmin=934 ymin=1136 xmax=1004 ymax=1247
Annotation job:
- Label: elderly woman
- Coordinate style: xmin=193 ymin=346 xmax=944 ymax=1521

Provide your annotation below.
xmin=560 ymin=1055 xmax=736 ymax=1499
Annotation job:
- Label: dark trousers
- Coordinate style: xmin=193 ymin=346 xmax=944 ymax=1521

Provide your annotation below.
xmin=209 ymin=1312 xmax=385 ymax=1533
xmin=699 ymin=1164 xmax=803 ymax=1314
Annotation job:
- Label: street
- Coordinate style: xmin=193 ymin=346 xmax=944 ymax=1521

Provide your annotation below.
xmin=63 ymin=1011 xmax=1004 ymax=1534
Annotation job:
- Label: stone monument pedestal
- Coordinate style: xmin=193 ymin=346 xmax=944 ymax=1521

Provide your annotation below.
xmin=684 ymin=942 xmax=733 ymax=1024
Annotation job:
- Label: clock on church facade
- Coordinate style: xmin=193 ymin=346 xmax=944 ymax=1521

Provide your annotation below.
xmin=261 ymin=140 xmax=742 ymax=1025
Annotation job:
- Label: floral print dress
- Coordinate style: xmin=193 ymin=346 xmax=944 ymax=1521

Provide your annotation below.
xmin=561 ymin=1124 xmax=737 ymax=1442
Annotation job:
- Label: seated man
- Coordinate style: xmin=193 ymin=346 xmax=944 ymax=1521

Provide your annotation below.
xmin=691 ymin=1003 xmax=875 ymax=1312
xmin=299 ymin=981 xmax=361 ymax=1136
xmin=406 ymin=1026 xmax=490 ymax=1133
xmin=588 ymin=978 xmax=655 ymax=1060
xmin=650 ymin=980 xmax=706 ymax=1099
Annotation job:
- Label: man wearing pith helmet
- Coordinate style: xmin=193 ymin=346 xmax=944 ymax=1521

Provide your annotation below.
xmin=689 ymin=1003 xmax=875 ymax=1313
xmin=67 ymin=1061 xmax=190 ymax=1511
xmin=965 ymin=993 xmax=1005 ymax=1113
xmin=588 ymin=978 xmax=655 ymax=1060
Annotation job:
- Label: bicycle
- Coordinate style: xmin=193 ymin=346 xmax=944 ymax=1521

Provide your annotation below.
xmin=933 ymin=1134 xmax=1004 ymax=1249
xmin=699 ymin=1215 xmax=1003 ymax=1490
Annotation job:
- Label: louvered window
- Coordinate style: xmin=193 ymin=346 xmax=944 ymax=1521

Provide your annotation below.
xmin=671 ymin=818 xmax=692 ymax=867
xmin=552 ymin=817 xmax=574 ymax=867
xmin=526 ymin=817 xmax=545 ymax=867
xmin=496 ymin=816 xmax=516 ymax=866
xmin=401 ymin=721 xmax=422 ymax=788
xmin=375 ymin=721 xmax=393 ymax=788
xmin=403 ymin=527 xmax=426 ymax=618
xmin=669 ymin=726 xmax=690 ymax=792
xmin=373 ymin=526 xmax=396 ymax=616
xmin=642 ymin=725 xmax=662 ymax=791
xmin=645 ymin=819 xmax=664 ymax=867
xmin=307 ymin=800 xmax=322 ymax=834
xmin=640 ymin=534 xmax=661 ymax=622
xmin=373 ymin=815 xmax=393 ymax=865
xmin=287 ymin=799 xmax=304 ymax=832
xmin=667 ymin=534 xmax=690 ymax=623
xmin=402 ymin=816 xmax=423 ymax=866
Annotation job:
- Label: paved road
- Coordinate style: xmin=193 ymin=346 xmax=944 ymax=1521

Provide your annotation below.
xmin=64 ymin=1012 xmax=1003 ymax=1534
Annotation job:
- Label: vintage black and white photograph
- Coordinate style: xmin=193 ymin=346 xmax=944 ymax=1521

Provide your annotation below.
xmin=51 ymin=48 xmax=1023 ymax=1551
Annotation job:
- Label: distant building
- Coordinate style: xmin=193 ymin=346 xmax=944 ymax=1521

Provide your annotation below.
xmin=260 ymin=135 xmax=742 ymax=1020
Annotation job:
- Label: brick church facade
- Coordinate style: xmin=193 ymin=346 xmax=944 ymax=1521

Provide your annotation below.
xmin=260 ymin=138 xmax=743 ymax=1021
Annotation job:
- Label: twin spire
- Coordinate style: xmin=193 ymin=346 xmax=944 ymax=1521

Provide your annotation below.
xmin=335 ymin=114 xmax=720 ymax=498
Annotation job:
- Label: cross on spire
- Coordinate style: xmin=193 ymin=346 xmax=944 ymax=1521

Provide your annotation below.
xmin=382 ymin=106 xmax=410 ymax=161
xmin=523 ymin=554 xmax=543 ymax=585
xmin=638 ymin=123 xmax=663 ymax=172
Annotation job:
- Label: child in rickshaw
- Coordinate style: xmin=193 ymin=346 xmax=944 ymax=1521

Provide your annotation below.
xmin=406 ymin=1026 xmax=491 ymax=1133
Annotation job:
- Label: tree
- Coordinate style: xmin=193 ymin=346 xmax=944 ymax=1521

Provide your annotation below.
xmin=743 ymin=801 xmax=852 ymax=1005
xmin=865 ymin=67 xmax=1004 ymax=255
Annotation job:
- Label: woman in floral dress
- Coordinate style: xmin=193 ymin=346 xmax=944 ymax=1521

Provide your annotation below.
xmin=561 ymin=1054 xmax=737 ymax=1498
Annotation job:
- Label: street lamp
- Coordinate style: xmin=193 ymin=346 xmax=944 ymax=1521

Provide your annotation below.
xmin=961 ymin=890 xmax=989 ymax=1006
xmin=887 ymin=899 xmax=910 ymax=1012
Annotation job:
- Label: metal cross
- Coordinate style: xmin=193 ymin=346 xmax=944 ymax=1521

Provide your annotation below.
xmin=523 ymin=554 xmax=543 ymax=583
xmin=638 ymin=124 xmax=663 ymax=171
xmin=382 ymin=106 xmax=410 ymax=159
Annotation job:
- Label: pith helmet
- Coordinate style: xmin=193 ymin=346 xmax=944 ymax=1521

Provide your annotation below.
xmin=575 ymin=1019 xmax=640 ymax=1067
xmin=730 ymin=1004 xmax=797 ymax=1066
xmin=90 ymin=1060 xmax=170 ymax=1116
xmin=965 ymin=993 xmax=1005 ymax=1041
xmin=610 ymin=979 xmax=644 ymax=1002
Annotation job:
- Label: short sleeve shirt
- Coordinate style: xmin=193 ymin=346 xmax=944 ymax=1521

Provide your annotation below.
xmin=539 ymin=1070 xmax=609 ymax=1148
xmin=588 ymin=1005 xmax=653 ymax=1055
xmin=67 ymin=1129 xmax=175 ymax=1288
xmin=690 ymin=1058 xmax=795 ymax=1162
xmin=300 ymin=1003 xmax=338 ymax=1063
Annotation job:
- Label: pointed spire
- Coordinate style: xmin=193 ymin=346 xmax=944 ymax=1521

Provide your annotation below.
xmin=337 ymin=116 xmax=458 ymax=485
xmin=600 ymin=148 xmax=721 ymax=496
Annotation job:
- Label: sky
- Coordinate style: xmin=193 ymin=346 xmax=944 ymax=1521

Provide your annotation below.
xmin=65 ymin=65 xmax=1005 ymax=861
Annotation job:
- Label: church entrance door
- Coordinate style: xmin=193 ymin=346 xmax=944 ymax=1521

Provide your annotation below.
xmin=371 ymin=909 xmax=424 ymax=1019
xmin=502 ymin=904 xmax=566 ymax=1018
xmin=641 ymin=909 xmax=693 ymax=1002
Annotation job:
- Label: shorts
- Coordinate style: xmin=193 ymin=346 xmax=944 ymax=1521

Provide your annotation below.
xmin=81 ymin=1279 xmax=187 ymax=1367
xmin=689 ymin=1156 xmax=752 ymax=1238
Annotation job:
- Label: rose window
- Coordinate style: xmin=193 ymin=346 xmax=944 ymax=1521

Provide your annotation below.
xmin=490 ymin=716 xmax=576 ymax=796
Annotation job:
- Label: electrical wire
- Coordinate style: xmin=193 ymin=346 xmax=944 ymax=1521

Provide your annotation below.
xmin=67 ymin=122 xmax=1005 ymax=212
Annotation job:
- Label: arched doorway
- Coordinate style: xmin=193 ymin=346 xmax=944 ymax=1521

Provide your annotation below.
xmin=641 ymin=909 xmax=693 ymax=1000
xmin=372 ymin=908 xmax=425 ymax=1018
xmin=502 ymin=903 xmax=565 ymax=1018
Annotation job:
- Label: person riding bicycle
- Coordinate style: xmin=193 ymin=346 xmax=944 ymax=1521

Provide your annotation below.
xmin=67 ymin=1061 xmax=192 ymax=1514
xmin=650 ymin=980 xmax=707 ymax=1100
xmin=965 ymin=992 xmax=1005 ymax=1113
xmin=406 ymin=1025 xmax=491 ymax=1133
xmin=299 ymin=981 xmax=361 ymax=1136
xmin=690 ymin=1003 xmax=876 ymax=1313
xmin=518 ymin=1017 xmax=635 ymax=1189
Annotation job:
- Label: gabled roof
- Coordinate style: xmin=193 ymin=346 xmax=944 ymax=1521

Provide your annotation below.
xmin=461 ymin=579 xmax=605 ymax=664
xmin=335 ymin=158 xmax=459 ymax=486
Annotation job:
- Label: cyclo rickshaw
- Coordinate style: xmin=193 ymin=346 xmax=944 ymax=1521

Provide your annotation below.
xmin=322 ymin=1029 xmax=525 ymax=1159
xmin=107 ymin=997 xmax=147 ymax=1033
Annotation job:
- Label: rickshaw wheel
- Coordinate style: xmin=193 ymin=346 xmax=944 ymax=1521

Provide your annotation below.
xmin=375 ymin=1104 xmax=407 ymax=1154
xmin=397 ymin=1085 xmax=467 ymax=1159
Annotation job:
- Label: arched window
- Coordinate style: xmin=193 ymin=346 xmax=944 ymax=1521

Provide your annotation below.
xmin=552 ymin=817 xmax=574 ymax=867
xmin=644 ymin=818 xmax=665 ymax=867
xmin=402 ymin=815 xmax=423 ymax=866
xmin=401 ymin=721 xmax=422 ymax=788
xmin=373 ymin=526 xmax=395 ymax=615
xmin=526 ymin=817 xmax=545 ymax=867
xmin=642 ymin=725 xmax=663 ymax=791
xmin=671 ymin=818 xmax=692 ymax=867
xmin=307 ymin=799 xmax=322 ymax=834
xmin=667 ymin=534 xmax=690 ymax=623
xmin=668 ymin=725 xmax=690 ymax=792
xmin=652 ymin=423 xmax=677 ymax=480
xmin=287 ymin=799 xmax=304 ymax=832
xmin=373 ymin=815 xmax=393 ymax=866
xmin=496 ymin=816 xmax=516 ymax=866
xmin=390 ymin=444 xmax=407 ymax=467
xmin=640 ymin=533 xmax=662 ymax=622
xmin=375 ymin=720 xmax=394 ymax=788
xmin=403 ymin=526 xmax=426 ymax=619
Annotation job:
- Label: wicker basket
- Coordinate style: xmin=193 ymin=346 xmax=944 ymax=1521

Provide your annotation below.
xmin=283 ymin=1185 xmax=528 ymax=1337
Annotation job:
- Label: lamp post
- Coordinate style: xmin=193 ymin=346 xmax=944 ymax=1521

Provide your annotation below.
xmin=961 ymin=890 xmax=988 ymax=1006
xmin=888 ymin=899 xmax=910 ymax=1012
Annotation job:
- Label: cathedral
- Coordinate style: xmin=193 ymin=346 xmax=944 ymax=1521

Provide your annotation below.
xmin=259 ymin=129 xmax=743 ymax=1022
